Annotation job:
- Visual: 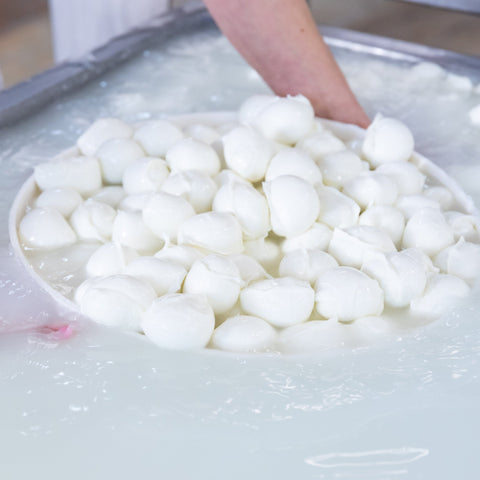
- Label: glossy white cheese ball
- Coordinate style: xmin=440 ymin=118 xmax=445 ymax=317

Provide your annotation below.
xmin=343 ymin=172 xmax=398 ymax=208
xmin=359 ymin=205 xmax=405 ymax=246
xmin=70 ymin=199 xmax=116 ymax=242
xmin=91 ymin=186 xmax=126 ymax=208
xmin=142 ymin=293 xmax=215 ymax=350
xmin=238 ymin=94 xmax=278 ymax=125
xmin=85 ymin=242 xmax=138 ymax=277
xmin=112 ymin=210 xmax=163 ymax=253
xmin=228 ymin=254 xmax=268 ymax=285
xmin=118 ymin=193 xmax=151 ymax=213
xmin=445 ymin=73 xmax=473 ymax=92
xmin=240 ymin=277 xmax=315 ymax=327
xmin=265 ymin=148 xmax=322 ymax=185
xmin=125 ymin=257 xmax=187 ymax=296
xmin=78 ymin=274 xmax=156 ymax=330
xmin=376 ymin=162 xmax=425 ymax=195
xmin=222 ymin=125 xmax=275 ymax=182
xmin=34 ymin=155 xmax=102 ymax=195
xmin=178 ymin=212 xmax=243 ymax=255
xmin=316 ymin=186 xmax=360 ymax=229
xmin=264 ymin=175 xmax=320 ymax=237
xmin=166 ymin=138 xmax=221 ymax=177
xmin=35 ymin=187 xmax=83 ymax=217
xmin=154 ymin=244 xmax=204 ymax=269
xmin=246 ymin=94 xmax=315 ymax=145
xmin=434 ymin=238 xmax=480 ymax=284
xmin=318 ymin=150 xmax=368 ymax=189
xmin=243 ymin=237 xmax=281 ymax=273
xmin=97 ymin=138 xmax=145 ymax=185
xmin=423 ymin=186 xmax=455 ymax=210
xmin=122 ymin=157 xmax=169 ymax=194
xmin=19 ymin=207 xmax=76 ymax=249
xmin=133 ymin=120 xmax=184 ymax=157
xmin=142 ymin=192 xmax=195 ymax=242
xmin=279 ymin=249 xmax=338 ymax=284
xmin=215 ymin=169 xmax=251 ymax=188
xmin=77 ymin=118 xmax=133 ymax=156
xmin=297 ymin=130 xmax=346 ymax=160
xmin=402 ymin=207 xmax=454 ymax=256
xmin=361 ymin=249 xmax=428 ymax=307
xmin=281 ymin=222 xmax=332 ymax=253
xmin=161 ymin=170 xmax=218 ymax=213
xmin=362 ymin=115 xmax=414 ymax=166
xmin=396 ymin=194 xmax=441 ymax=219
xmin=213 ymin=181 xmax=270 ymax=240
xmin=410 ymin=273 xmax=470 ymax=318
xmin=445 ymin=211 xmax=480 ymax=242
xmin=183 ymin=123 xmax=220 ymax=145
xmin=315 ymin=267 xmax=384 ymax=321
xmin=183 ymin=255 xmax=243 ymax=314
xmin=328 ymin=225 xmax=396 ymax=268
xmin=211 ymin=315 xmax=277 ymax=353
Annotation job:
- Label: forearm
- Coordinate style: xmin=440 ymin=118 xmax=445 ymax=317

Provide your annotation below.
xmin=204 ymin=0 xmax=369 ymax=127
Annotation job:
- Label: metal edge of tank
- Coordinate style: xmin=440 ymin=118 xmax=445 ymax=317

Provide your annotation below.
xmin=0 ymin=3 xmax=479 ymax=128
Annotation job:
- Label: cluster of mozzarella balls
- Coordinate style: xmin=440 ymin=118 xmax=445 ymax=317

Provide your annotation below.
xmin=19 ymin=94 xmax=480 ymax=353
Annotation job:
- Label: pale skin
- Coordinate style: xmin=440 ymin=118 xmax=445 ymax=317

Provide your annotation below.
xmin=204 ymin=0 xmax=370 ymax=128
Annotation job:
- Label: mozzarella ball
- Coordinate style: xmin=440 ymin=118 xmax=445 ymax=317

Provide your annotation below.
xmin=215 ymin=169 xmax=251 ymax=188
xmin=264 ymin=175 xmax=320 ymax=237
xmin=77 ymin=118 xmax=133 ymax=156
xmin=183 ymin=123 xmax=220 ymax=145
xmin=396 ymin=195 xmax=441 ymax=219
xmin=240 ymin=277 xmax=314 ymax=327
xmin=278 ymin=320 xmax=348 ymax=353
xmin=211 ymin=315 xmax=277 ymax=353
xmin=78 ymin=274 xmax=156 ymax=330
xmin=410 ymin=274 xmax=470 ymax=318
xmin=376 ymin=162 xmax=425 ymax=195
xmin=238 ymin=94 xmax=278 ymax=125
xmin=434 ymin=238 xmax=480 ymax=284
xmin=361 ymin=249 xmax=428 ymax=307
xmin=297 ymin=130 xmax=346 ymax=160
xmin=166 ymin=138 xmax=221 ymax=177
xmin=213 ymin=181 xmax=270 ymax=239
xmin=247 ymin=94 xmax=315 ymax=144
xmin=281 ymin=222 xmax=332 ymax=253
xmin=446 ymin=73 xmax=473 ymax=92
xmin=243 ymin=236 xmax=281 ymax=273
xmin=445 ymin=211 xmax=480 ymax=242
xmin=265 ymin=148 xmax=322 ymax=185
xmin=362 ymin=115 xmax=414 ymax=166
xmin=142 ymin=192 xmax=195 ymax=242
xmin=279 ymin=249 xmax=338 ymax=284
xmin=408 ymin=62 xmax=446 ymax=84
xmin=161 ymin=170 xmax=218 ymax=213
xmin=469 ymin=103 xmax=480 ymax=126
xmin=318 ymin=150 xmax=368 ymax=189
xmin=112 ymin=210 xmax=163 ymax=253
xmin=19 ymin=207 xmax=76 ymax=249
xmin=142 ymin=293 xmax=215 ymax=350
xmin=35 ymin=188 xmax=83 ymax=217
xmin=125 ymin=257 xmax=187 ymax=295
xmin=178 ymin=212 xmax=243 ymax=255
xmin=359 ymin=205 xmax=405 ymax=246
xmin=34 ymin=155 xmax=102 ymax=195
xmin=222 ymin=125 xmax=275 ymax=182
xmin=85 ymin=242 xmax=138 ymax=277
xmin=154 ymin=244 xmax=204 ymax=269
xmin=402 ymin=208 xmax=454 ymax=256
xmin=423 ymin=186 xmax=455 ymax=210
xmin=183 ymin=255 xmax=242 ymax=314
xmin=315 ymin=267 xmax=384 ymax=321
xmin=97 ymin=138 xmax=145 ymax=185
xmin=118 ymin=193 xmax=151 ymax=212
xmin=122 ymin=157 xmax=169 ymax=194
xmin=91 ymin=186 xmax=126 ymax=208
xmin=70 ymin=199 xmax=116 ymax=242
xmin=316 ymin=186 xmax=360 ymax=229
xmin=228 ymin=254 xmax=268 ymax=285
xmin=328 ymin=226 xmax=396 ymax=268
xmin=133 ymin=120 xmax=184 ymax=157
xmin=343 ymin=172 xmax=398 ymax=208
